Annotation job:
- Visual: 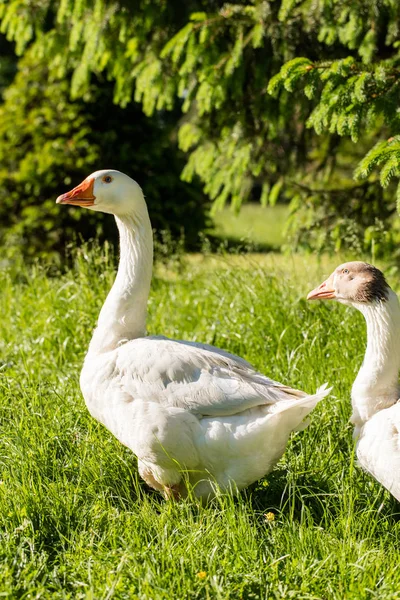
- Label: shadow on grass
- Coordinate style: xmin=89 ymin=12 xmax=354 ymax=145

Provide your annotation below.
xmin=100 ymin=458 xmax=400 ymax=527
xmin=32 ymin=455 xmax=400 ymax=570
xmin=206 ymin=233 xmax=281 ymax=254
xmin=247 ymin=468 xmax=400 ymax=530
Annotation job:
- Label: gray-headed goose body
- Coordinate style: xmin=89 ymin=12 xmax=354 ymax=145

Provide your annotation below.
xmin=308 ymin=262 xmax=400 ymax=501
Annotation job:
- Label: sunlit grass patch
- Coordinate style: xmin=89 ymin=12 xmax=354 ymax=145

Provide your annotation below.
xmin=211 ymin=203 xmax=290 ymax=250
xmin=0 ymin=243 xmax=399 ymax=598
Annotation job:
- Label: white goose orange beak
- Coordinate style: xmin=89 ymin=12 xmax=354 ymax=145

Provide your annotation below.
xmin=56 ymin=178 xmax=96 ymax=207
xmin=307 ymin=274 xmax=336 ymax=300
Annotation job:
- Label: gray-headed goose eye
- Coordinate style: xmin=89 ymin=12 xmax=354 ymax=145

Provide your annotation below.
xmin=342 ymin=268 xmax=349 ymax=275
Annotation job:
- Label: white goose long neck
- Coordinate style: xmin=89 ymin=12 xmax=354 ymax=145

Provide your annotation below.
xmin=351 ymin=289 xmax=400 ymax=429
xmin=88 ymin=204 xmax=153 ymax=355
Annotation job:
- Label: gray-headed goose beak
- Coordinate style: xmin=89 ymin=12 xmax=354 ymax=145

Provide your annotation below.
xmin=307 ymin=274 xmax=336 ymax=300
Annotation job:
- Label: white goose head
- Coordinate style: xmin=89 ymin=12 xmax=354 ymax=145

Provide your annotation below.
xmin=307 ymin=261 xmax=390 ymax=307
xmin=56 ymin=169 xmax=144 ymax=216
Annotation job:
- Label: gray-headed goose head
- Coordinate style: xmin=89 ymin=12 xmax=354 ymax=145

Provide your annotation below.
xmin=307 ymin=262 xmax=389 ymax=306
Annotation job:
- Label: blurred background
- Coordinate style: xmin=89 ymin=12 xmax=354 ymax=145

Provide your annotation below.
xmin=0 ymin=0 xmax=399 ymax=261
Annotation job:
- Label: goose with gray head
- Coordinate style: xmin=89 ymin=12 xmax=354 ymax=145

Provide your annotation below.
xmin=57 ymin=169 xmax=330 ymax=501
xmin=308 ymin=262 xmax=400 ymax=501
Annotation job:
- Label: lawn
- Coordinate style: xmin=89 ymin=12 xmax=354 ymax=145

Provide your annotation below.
xmin=1 ymin=242 xmax=399 ymax=599
xmin=211 ymin=203 xmax=290 ymax=250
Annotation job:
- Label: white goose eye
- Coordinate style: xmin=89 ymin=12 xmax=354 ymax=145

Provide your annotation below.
xmin=102 ymin=175 xmax=113 ymax=184
xmin=342 ymin=268 xmax=349 ymax=274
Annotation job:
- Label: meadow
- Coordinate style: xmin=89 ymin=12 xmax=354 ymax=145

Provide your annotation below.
xmin=1 ymin=217 xmax=400 ymax=598
xmin=211 ymin=204 xmax=290 ymax=250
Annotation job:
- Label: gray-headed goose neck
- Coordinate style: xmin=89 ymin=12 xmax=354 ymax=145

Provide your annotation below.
xmin=351 ymin=288 xmax=400 ymax=427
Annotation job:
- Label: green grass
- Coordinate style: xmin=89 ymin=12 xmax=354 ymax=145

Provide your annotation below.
xmin=1 ymin=244 xmax=400 ymax=599
xmin=211 ymin=203 xmax=290 ymax=250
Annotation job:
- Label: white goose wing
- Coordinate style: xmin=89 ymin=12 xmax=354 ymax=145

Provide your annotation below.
xmin=115 ymin=336 xmax=307 ymax=417
xmin=357 ymin=403 xmax=400 ymax=501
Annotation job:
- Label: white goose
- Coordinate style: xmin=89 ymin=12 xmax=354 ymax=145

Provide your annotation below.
xmin=308 ymin=262 xmax=400 ymax=502
xmin=57 ymin=169 xmax=330 ymax=500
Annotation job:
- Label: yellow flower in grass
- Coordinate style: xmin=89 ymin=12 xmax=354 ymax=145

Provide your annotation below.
xmin=264 ymin=512 xmax=275 ymax=522
xmin=196 ymin=571 xmax=207 ymax=579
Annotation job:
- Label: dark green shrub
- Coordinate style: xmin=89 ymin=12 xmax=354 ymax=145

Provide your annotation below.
xmin=0 ymin=52 xmax=209 ymax=257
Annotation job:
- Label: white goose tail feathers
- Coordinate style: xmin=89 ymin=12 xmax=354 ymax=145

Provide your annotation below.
xmin=273 ymin=382 xmax=332 ymax=432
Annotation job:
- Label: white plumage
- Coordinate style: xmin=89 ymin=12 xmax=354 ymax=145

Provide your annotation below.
xmin=57 ymin=169 xmax=330 ymax=500
xmin=356 ymin=404 xmax=400 ymax=501
xmin=351 ymin=291 xmax=400 ymax=501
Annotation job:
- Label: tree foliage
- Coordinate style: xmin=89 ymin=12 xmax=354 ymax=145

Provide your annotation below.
xmin=0 ymin=48 xmax=208 ymax=255
xmin=1 ymin=0 xmax=400 ymax=253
